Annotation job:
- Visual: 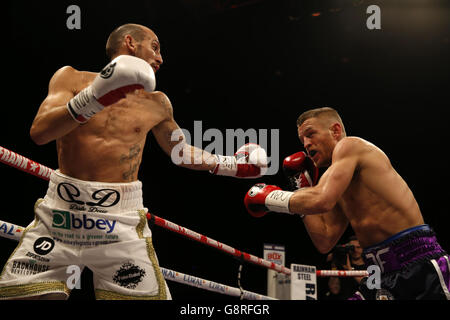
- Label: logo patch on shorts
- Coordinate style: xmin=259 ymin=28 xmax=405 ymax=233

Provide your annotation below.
xmin=113 ymin=262 xmax=146 ymax=289
xmin=51 ymin=210 xmax=117 ymax=233
xmin=376 ymin=288 xmax=395 ymax=300
xmin=10 ymin=260 xmax=50 ymax=275
xmin=52 ymin=210 xmax=71 ymax=230
xmin=33 ymin=237 xmax=55 ymax=255
xmin=57 ymin=183 xmax=121 ymax=210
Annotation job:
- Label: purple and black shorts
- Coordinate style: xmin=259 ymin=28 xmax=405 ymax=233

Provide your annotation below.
xmin=349 ymin=224 xmax=449 ymax=300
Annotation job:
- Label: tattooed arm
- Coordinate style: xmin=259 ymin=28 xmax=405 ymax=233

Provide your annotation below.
xmin=150 ymin=93 xmax=217 ymax=171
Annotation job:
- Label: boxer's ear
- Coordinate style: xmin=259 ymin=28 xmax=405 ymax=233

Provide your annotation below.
xmin=329 ymin=122 xmax=343 ymax=140
xmin=124 ymin=35 xmax=138 ymax=55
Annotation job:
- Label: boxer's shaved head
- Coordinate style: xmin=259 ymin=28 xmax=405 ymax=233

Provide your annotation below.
xmin=106 ymin=24 xmax=154 ymax=59
xmin=297 ymin=107 xmax=346 ymax=136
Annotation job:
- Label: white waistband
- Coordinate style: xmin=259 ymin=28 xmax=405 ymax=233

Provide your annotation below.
xmin=44 ymin=170 xmax=144 ymax=213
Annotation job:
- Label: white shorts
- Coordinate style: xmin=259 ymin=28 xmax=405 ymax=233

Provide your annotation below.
xmin=0 ymin=170 xmax=171 ymax=300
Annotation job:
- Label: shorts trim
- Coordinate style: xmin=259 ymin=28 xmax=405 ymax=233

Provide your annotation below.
xmin=95 ymin=211 xmax=167 ymax=300
xmin=353 ymin=291 xmax=365 ymax=300
xmin=144 ymin=237 xmax=167 ymax=299
xmin=95 ymin=288 xmax=163 ymax=300
xmin=138 ymin=210 xmax=167 ymax=300
xmin=0 ymin=281 xmax=69 ymax=299
xmin=431 ymin=256 xmax=450 ymax=300
xmin=0 ymin=199 xmax=43 ymax=281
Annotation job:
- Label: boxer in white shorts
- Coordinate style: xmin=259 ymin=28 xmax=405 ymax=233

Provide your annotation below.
xmin=0 ymin=170 xmax=170 ymax=299
xmin=0 ymin=23 xmax=266 ymax=299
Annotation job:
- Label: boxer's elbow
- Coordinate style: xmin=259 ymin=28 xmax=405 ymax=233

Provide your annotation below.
xmin=31 ymin=135 xmax=49 ymax=146
xmin=311 ymin=231 xmax=337 ymax=254
xmin=316 ymin=244 xmax=333 ymax=255
xmin=307 ymin=232 xmax=335 ymax=254
xmin=30 ymin=125 xmax=50 ymax=145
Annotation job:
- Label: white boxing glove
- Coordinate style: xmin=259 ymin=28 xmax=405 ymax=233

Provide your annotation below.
xmin=211 ymin=143 xmax=268 ymax=178
xmin=67 ymin=55 xmax=156 ymax=123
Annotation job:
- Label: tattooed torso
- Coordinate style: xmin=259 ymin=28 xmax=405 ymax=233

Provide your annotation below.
xmin=56 ymin=71 xmax=169 ymax=182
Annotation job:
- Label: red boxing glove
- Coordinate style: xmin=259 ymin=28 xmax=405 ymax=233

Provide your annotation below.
xmin=283 ymin=152 xmax=319 ymax=190
xmin=244 ymin=183 xmax=294 ymax=218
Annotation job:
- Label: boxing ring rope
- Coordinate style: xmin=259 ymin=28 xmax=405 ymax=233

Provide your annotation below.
xmin=146 ymin=212 xmax=368 ymax=278
xmin=0 ymin=145 xmax=368 ymax=297
xmin=0 ymin=146 xmax=53 ymax=181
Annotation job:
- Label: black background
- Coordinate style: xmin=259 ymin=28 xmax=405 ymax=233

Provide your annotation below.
xmin=1 ymin=0 xmax=449 ymax=305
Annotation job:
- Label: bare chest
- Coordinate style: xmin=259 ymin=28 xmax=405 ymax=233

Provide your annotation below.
xmin=77 ymin=75 xmax=155 ymax=138
xmin=91 ymin=104 xmax=150 ymax=140
xmin=338 ymin=173 xmax=379 ymax=220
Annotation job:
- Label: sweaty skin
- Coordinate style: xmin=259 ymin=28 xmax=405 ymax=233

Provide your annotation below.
xmin=291 ymin=117 xmax=424 ymax=252
xmin=55 ymin=70 xmax=167 ymax=182
xmin=30 ymin=27 xmax=216 ymax=183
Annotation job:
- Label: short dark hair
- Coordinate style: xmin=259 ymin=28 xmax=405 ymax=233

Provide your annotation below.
xmin=105 ymin=23 xmax=149 ymax=59
xmin=296 ymin=107 xmax=346 ymax=136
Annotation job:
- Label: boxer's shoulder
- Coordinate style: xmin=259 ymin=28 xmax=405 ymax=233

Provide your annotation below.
xmin=333 ymin=137 xmax=367 ymax=158
xmin=336 ymin=137 xmax=383 ymax=155
xmin=150 ymin=91 xmax=174 ymax=121
xmin=131 ymin=90 xmax=173 ymax=116
xmin=331 ymin=137 xmax=385 ymax=173
xmin=49 ymin=66 xmax=93 ymax=93
xmin=52 ymin=65 xmax=83 ymax=79
xmin=140 ymin=90 xmax=169 ymax=101
xmin=339 ymin=137 xmax=392 ymax=172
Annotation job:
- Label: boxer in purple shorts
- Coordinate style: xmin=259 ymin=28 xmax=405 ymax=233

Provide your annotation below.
xmin=244 ymin=107 xmax=449 ymax=299
xmin=350 ymin=225 xmax=449 ymax=300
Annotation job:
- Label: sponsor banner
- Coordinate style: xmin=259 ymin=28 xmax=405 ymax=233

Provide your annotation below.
xmin=290 ymin=264 xmax=317 ymax=300
xmin=25 ymin=251 xmax=50 ymax=263
xmin=264 ymin=244 xmax=285 ymax=265
xmin=50 ymin=233 xmax=119 ymax=246
xmin=0 ymin=220 xmax=24 ymax=241
xmin=160 ymin=267 xmax=275 ymax=300
xmin=264 ymin=244 xmax=289 ymax=299
xmin=10 ymin=260 xmax=50 ymax=276
xmin=50 ymin=210 xmax=119 ymax=246
xmin=51 ymin=210 xmax=117 ymax=233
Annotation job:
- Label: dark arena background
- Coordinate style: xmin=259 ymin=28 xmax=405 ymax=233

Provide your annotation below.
xmin=1 ymin=0 xmax=449 ymax=312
